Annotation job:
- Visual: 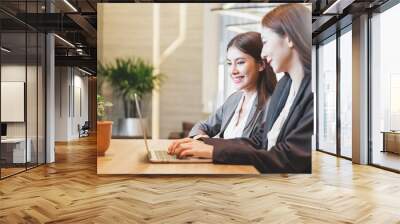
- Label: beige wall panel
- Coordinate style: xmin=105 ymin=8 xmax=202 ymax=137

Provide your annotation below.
xmin=98 ymin=3 xmax=204 ymax=138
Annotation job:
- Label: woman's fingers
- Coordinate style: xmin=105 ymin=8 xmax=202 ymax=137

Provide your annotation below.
xmin=168 ymin=140 xmax=213 ymax=159
xmin=179 ymin=149 xmax=194 ymax=158
xmin=167 ymin=140 xmax=178 ymax=153
xmin=173 ymin=142 xmax=192 ymax=157
xmin=168 ymin=138 xmax=192 ymax=154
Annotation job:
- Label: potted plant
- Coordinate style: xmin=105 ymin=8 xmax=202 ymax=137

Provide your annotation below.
xmin=98 ymin=58 xmax=163 ymax=137
xmin=97 ymin=94 xmax=113 ymax=156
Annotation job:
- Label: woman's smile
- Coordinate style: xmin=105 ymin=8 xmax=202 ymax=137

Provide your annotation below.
xmin=226 ymin=47 xmax=260 ymax=91
xmin=232 ymin=74 xmax=246 ymax=84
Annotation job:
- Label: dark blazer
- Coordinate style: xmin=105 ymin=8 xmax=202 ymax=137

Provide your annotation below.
xmin=189 ymin=91 xmax=269 ymax=138
xmin=203 ymin=73 xmax=313 ymax=173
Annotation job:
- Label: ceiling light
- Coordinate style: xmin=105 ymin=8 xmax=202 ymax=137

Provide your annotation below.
xmin=323 ymin=0 xmax=355 ymax=15
xmin=54 ymin=34 xmax=75 ymax=48
xmin=63 ymin=0 xmax=78 ymax=12
xmin=1 ymin=47 xmax=11 ymax=53
xmin=78 ymin=67 xmax=92 ymax=76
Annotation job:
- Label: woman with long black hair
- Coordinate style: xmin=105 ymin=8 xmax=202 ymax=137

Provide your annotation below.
xmin=168 ymin=3 xmax=313 ymax=173
xmin=189 ymin=31 xmax=276 ymax=140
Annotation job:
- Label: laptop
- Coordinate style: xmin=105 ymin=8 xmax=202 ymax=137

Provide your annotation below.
xmin=134 ymin=94 xmax=212 ymax=163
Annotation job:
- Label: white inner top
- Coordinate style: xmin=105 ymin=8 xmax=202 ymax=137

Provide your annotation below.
xmin=267 ymin=75 xmax=304 ymax=150
xmin=223 ymin=91 xmax=257 ymax=139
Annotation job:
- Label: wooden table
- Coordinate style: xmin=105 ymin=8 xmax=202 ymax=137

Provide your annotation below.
xmin=97 ymin=139 xmax=260 ymax=175
xmin=381 ymin=131 xmax=400 ymax=154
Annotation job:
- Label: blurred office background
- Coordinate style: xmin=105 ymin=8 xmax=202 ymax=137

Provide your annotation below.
xmin=97 ymin=3 xmax=291 ymax=140
xmin=98 ymin=1 xmax=400 ymax=173
xmin=2 ymin=0 xmax=399 ymax=178
xmin=0 ymin=0 xmax=97 ymax=179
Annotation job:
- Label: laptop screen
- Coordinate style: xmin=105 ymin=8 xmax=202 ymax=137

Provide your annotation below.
xmin=134 ymin=94 xmax=150 ymax=154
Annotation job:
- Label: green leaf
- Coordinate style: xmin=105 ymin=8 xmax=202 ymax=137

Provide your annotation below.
xmin=97 ymin=57 xmax=166 ymax=118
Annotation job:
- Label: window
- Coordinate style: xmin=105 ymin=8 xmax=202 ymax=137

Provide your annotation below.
xmin=317 ymin=36 xmax=337 ymax=154
xmin=339 ymin=28 xmax=352 ymax=158
xmin=370 ymin=2 xmax=400 ymax=171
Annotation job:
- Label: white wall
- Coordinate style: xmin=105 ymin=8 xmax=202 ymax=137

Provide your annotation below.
xmin=312 ymin=45 xmax=316 ymax=150
xmin=73 ymin=72 xmax=89 ymax=138
xmin=1 ymin=65 xmax=26 ymax=140
xmin=98 ymin=3 xmax=205 ymax=138
xmin=1 ymin=63 xmax=46 ymax=163
xmin=201 ymin=4 xmax=221 ymax=114
xmin=1 ymin=65 xmax=34 ymax=137
xmin=54 ymin=67 xmax=89 ymax=141
xmin=55 ymin=67 xmax=68 ymax=141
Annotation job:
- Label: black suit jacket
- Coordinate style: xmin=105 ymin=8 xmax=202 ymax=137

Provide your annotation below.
xmin=203 ymin=73 xmax=313 ymax=173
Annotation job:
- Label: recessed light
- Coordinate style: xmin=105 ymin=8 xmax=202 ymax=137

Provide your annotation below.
xmin=63 ymin=0 xmax=78 ymax=12
xmin=54 ymin=34 xmax=75 ymax=48
xmin=323 ymin=0 xmax=354 ymax=15
xmin=78 ymin=67 xmax=92 ymax=76
xmin=1 ymin=47 xmax=11 ymax=53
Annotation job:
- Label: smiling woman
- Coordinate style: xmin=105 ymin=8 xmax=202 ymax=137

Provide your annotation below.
xmin=260 ymin=4 xmax=311 ymax=76
xmin=168 ymin=3 xmax=313 ymax=173
xmin=189 ymin=31 xmax=277 ymax=140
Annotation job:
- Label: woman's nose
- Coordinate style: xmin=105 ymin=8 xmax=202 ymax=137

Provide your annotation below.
xmin=261 ymin=46 xmax=268 ymax=59
xmin=230 ymin=64 xmax=239 ymax=74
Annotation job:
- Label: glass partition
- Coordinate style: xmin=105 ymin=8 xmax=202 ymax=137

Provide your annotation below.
xmin=1 ymin=30 xmax=28 ymax=178
xmin=339 ymin=27 xmax=352 ymax=158
xmin=0 ymin=1 xmax=46 ymax=179
xmin=317 ymin=35 xmax=337 ymax=155
xmin=370 ymin=3 xmax=400 ymax=171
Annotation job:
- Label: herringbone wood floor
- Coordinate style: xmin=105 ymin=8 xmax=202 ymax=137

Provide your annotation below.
xmin=1 ymin=136 xmax=400 ymax=224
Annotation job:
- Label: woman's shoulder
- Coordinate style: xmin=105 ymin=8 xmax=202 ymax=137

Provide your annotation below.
xmin=224 ymin=90 xmax=244 ymax=104
xmin=275 ymin=73 xmax=291 ymax=89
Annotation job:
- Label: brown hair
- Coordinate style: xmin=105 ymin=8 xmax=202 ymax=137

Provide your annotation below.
xmin=261 ymin=3 xmax=311 ymax=75
xmin=227 ymin=31 xmax=277 ymax=110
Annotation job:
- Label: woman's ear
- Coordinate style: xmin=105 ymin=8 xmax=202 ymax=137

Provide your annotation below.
xmin=259 ymin=59 xmax=266 ymax=72
xmin=285 ymin=35 xmax=294 ymax=48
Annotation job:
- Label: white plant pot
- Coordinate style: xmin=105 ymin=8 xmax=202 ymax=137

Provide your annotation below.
xmin=116 ymin=117 xmax=147 ymax=137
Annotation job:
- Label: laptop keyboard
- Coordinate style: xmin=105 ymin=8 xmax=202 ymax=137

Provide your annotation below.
xmin=153 ymin=150 xmax=178 ymax=161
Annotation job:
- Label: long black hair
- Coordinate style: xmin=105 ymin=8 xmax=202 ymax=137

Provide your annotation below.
xmin=227 ymin=31 xmax=277 ymax=109
xmin=262 ymin=4 xmax=311 ymax=75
